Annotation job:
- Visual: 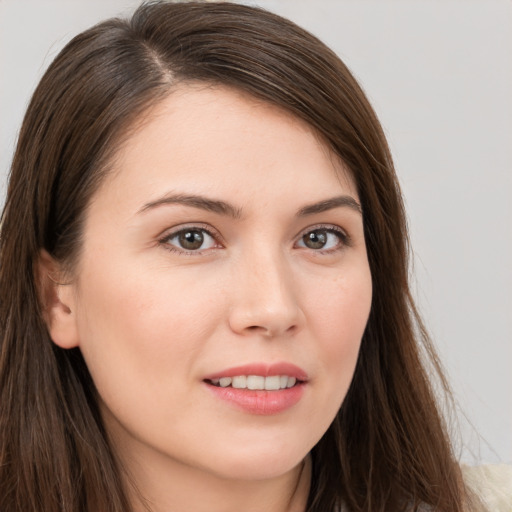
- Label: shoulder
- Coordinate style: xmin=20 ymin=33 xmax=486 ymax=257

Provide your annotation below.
xmin=461 ymin=463 xmax=512 ymax=511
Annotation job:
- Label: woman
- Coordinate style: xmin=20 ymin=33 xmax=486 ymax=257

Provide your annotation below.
xmin=0 ymin=2 xmax=507 ymax=511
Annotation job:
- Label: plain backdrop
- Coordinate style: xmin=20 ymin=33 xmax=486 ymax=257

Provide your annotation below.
xmin=0 ymin=0 xmax=510 ymax=464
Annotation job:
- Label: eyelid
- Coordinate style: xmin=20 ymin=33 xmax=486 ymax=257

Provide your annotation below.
xmin=294 ymin=223 xmax=351 ymax=251
xmin=157 ymin=222 xmax=351 ymax=256
xmin=158 ymin=223 xmax=224 ymax=254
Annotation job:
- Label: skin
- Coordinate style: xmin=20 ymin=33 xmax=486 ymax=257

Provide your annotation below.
xmin=44 ymin=84 xmax=373 ymax=512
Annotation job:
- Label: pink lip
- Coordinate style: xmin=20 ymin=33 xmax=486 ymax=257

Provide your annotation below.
xmin=203 ymin=362 xmax=308 ymax=415
xmin=203 ymin=362 xmax=308 ymax=381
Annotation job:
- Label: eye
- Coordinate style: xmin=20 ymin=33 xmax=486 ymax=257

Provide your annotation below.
xmin=296 ymin=227 xmax=348 ymax=251
xmin=161 ymin=227 xmax=218 ymax=253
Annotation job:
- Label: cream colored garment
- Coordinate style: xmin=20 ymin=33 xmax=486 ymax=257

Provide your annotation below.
xmin=462 ymin=464 xmax=512 ymax=511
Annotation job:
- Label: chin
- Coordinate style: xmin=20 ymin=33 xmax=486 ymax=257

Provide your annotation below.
xmin=200 ymin=436 xmax=311 ymax=482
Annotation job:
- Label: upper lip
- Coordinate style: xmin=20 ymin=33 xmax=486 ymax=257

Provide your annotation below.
xmin=203 ymin=362 xmax=308 ymax=382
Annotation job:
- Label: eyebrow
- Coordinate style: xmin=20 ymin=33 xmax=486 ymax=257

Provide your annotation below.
xmin=297 ymin=195 xmax=362 ymax=216
xmin=138 ymin=193 xmax=243 ymax=219
xmin=138 ymin=193 xmax=361 ymax=218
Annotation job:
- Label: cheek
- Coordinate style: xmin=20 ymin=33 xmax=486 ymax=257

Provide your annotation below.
xmin=73 ymin=263 xmax=223 ymax=397
xmin=307 ymin=265 xmax=372 ymax=397
xmin=318 ymin=263 xmax=371 ymax=334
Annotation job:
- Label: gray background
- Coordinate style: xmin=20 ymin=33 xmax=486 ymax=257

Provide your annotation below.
xmin=1 ymin=0 xmax=510 ymax=464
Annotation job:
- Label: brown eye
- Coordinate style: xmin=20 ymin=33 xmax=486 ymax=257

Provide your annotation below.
xmin=302 ymin=230 xmax=328 ymax=249
xmin=298 ymin=227 xmax=347 ymax=251
xmin=178 ymin=230 xmax=204 ymax=250
xmin=164 ymin=228 xmax=217 ymax=252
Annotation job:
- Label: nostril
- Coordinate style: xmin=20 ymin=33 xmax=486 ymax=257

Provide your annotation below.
xmin=244 ymin=324 xmax=298 ymax=337
xmin=247 ymin=325 xmax=273 ymax=336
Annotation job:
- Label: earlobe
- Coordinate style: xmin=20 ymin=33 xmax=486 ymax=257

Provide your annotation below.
xmin=37 ymin=250 xmax=80 ymax=349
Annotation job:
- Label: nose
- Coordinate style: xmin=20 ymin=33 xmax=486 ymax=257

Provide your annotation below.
xmin=228 ymin=250 xmax=304 ymax=338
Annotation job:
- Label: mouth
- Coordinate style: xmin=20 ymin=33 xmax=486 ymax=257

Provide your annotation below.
xmin=205 ymin=375 xmax=300 ymax=390
xmin=202 ymin=363 xmax=307 ymax=414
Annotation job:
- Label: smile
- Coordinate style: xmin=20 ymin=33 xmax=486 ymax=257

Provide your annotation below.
xmin=203 ymin=363 xmax=307 ymax=414
xmin=207 ymin=375 xmax=298 ymax=390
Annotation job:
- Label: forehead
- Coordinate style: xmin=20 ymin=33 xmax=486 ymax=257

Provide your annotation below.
xmin=96 ymin=84 xmax=357 ymax=212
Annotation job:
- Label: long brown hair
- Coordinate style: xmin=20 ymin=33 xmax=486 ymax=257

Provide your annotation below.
xmin=0 ymin=2 xmax=469 ymax=511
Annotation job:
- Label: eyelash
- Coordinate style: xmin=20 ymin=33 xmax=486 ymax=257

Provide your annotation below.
xmin=158 ymin=223 xmax=351 ymax=256
xmin=296 ymin=224 xmax=351 ymax=254
xmin=158 ymin=223 xmax=222 ymax=256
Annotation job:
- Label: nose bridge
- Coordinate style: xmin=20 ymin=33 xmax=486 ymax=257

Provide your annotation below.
xmin=228 ymin=242 xmax=302 ymax=337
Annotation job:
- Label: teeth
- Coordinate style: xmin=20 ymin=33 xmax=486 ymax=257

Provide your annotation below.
xmin=219 ymin=377 xmax=232 ymax=388
xmin=232 ymin=375 xmax=247 ymax=389
xmin=247 ymin=375 xmax=265 ymax=390
xmin=264 ymin=375 xmax=281 ymax=390
xmin=286 ymin=377 xmax=296 ymax=388
xmin=209 ymin=375 xmax=299 ymax=390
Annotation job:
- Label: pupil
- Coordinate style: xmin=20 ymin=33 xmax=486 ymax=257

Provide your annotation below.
xmin=304 ymin=230 xmax=327 ymax=249
xmin=179 ymin=230 xmax=204 ymax=250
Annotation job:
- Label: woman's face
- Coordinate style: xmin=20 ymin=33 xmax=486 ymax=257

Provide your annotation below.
xmin=53 ymin=85 xmax=372 ymax=482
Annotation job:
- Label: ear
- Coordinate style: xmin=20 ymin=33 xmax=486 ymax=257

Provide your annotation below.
xmin=37 ymin=250 xmax=80 ymax=349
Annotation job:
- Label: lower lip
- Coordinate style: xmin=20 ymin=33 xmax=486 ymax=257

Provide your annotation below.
xmin=204 ymin=382 xmax=305 ymax=415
